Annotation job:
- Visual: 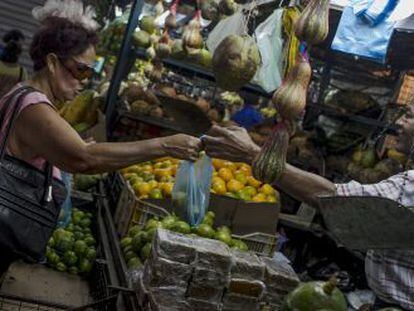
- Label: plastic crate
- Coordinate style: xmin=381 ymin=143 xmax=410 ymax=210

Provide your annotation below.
xmin=128 ymin=200 xmax=277 ymax=257
xmin=0 ymin=196 xmax=120 ymax=311
xmin=129 ymin=199 xmax=170 ymax=229
xmin=232 ymin=232 xmax=277 ymax=257
xmin=105 ymin=172 xmax=126 ymax=214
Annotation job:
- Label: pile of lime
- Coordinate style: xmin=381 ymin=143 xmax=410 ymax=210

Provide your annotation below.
xmin=120 ymin=211 xmax=248 ymax=268
xmin=46 ymin=208 xmax=97 ymax=275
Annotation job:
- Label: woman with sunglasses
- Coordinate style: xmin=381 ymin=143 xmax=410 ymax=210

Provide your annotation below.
xmin=0 ymin=1 xmax=202 ymax=276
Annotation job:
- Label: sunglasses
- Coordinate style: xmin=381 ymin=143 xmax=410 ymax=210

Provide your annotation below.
xmin=59 ymin=57 xmax=96 ymax=81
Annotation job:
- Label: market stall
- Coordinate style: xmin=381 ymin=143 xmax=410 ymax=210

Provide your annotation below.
xmin=1 ymin=0 xmax=413 ymax=310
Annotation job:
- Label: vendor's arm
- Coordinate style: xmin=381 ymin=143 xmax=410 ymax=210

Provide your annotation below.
xmin=203 ymin=126 xmax=335 ymax=207
xmin=13 ymin=104 xmax=202 ymax=174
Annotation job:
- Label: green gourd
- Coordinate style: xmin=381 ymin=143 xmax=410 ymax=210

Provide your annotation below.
xmin=282 ymin=277 xmax=347 ymax=311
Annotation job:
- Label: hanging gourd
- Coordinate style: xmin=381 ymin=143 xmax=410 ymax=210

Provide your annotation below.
xmin=155 ymin=31 xmax=172 ymax=59
xmin=252 ymin=122 xmax=290 ymax=184
xmin=165 ymin=0 xmax=179 ymax=29
xmin=219 ymin=0 xmax=237 ymax=16
xmin=294 ymin=0 xmax=330 ymax=46
xmin=272 ymin=53 xmax=312 ymax=121
xmin=182 ymin=10 xmax=204 ymax=55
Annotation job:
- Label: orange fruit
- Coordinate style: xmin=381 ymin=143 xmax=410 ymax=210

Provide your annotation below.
xmin=236 ymin=163 xmax=252 ymax=176
xmin=211 ymin=177 xmax=227 ymax=195
xmin=243 ymin=186 xmax=257 ymax=197
xmin=140 ymin=164 xmax=154 ymax=173
xmin=247 ymin=176 xmax=262 ymax=188
xmin=252 ymin=193 xmax=267 ymax=203
xmin=212 ymin=158 xmax=226 ymax=170
xmin=136 ymin=183 xmax=151 ymax=197
xmin=266 ymin=195 xmax=277 ymax=203
xmin=153 ymin=157 xmax=170 ymax=163
xmin=227 ymin=179 xmax=244 ymax=193
xmin=212 ymin=171 xmax=218 ymax=178
xmin=149 ymin=188 xmax=163 ymax=199
xmin=161 ymin=182 xmax=174 ymax=197
xmin=236 ymin=189 xmax=252 ymax=201
xmin=260 ymin=184 xmax=275 ymax=196
xmin=148 ymin=180 xmax=158 ymax=190
xmin=154 ymin=168 xmax=173 ymax=181
xmin=218 ymin=168 xmax=234 ymax=182
xmin=234 ymin=172 xmax=247 ymax=185
xmin=223 ymin=161 xmax=237 ymax=172
xmin=171 ymin=165 xmax=178 ymax=176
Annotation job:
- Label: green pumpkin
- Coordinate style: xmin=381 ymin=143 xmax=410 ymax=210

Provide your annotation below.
xmin=282 ymin=277 xmax=347 ymax=311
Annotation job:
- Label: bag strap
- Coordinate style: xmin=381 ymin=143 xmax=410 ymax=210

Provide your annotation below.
xmin=18 ymin=67 xmax=23 ymax=82
xmin=0 ymin=86 xmax=36 ymax=160
xmin=0 ymin=86 xmax=55 ymax=203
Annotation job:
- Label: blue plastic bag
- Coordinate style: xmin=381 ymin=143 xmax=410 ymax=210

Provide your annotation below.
xmin=57 ymin=171 xmax=72 ymax=228
xmin=172 ymin=155 xmax=213 ymax=226
xmin=331 ymin=0 xmax=399 ymax=64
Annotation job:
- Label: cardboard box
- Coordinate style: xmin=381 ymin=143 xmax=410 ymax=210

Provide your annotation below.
xmin=209 ymin=194 xmax=279 ymax=235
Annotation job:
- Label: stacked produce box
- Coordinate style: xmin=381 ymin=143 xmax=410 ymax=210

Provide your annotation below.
xmin=135 ymin=228 xmax=299 ymax=311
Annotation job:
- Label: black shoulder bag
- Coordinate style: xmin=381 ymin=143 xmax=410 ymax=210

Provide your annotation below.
xmin=0 ymin=86 xmax=67 ymax=261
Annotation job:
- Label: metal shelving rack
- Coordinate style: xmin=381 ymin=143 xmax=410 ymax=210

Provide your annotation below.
xmin=103 ymin=0 xmax=414 ymax=139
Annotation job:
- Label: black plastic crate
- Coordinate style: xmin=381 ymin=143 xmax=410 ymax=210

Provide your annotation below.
xmin=104 ymin=173 xmax=125 ymax=215
xmin=0 ymin=194 xmax=120 ymax=311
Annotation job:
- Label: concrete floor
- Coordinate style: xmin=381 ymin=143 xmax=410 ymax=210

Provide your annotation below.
xmin=0 ymin=261 xmax=92 ymax=310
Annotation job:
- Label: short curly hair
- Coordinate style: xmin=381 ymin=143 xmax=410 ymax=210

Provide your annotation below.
xmin=30 ymin=17 xmax=99 ymax=71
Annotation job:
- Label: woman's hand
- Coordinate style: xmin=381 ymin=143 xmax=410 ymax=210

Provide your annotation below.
xmin=160 ymin=134 xmax=203 ymax=161
xmin=202 ymin=125 xmax=261 ymax=164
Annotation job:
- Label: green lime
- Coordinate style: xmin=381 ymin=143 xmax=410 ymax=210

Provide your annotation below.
xmin=72 ymin=215 xmax=82 ymax=226
xmin=161 ymin=215 xmax=176 ymax=230
xmin=231 ymin=239 xmax=249 ymax=251
xmin=48 ymin=237 xmax=55 ymax=248
xmin=47 ymin=251 xmax=60 ymax=266
xmin=78 ymin=258 xmax=92 ymax=274
xmin=128 ymin=225 xmax=141 ymax=238
xmin=127 ymin=257 xmax=142 ymax=269
xmin=195 ymin=224 xmax=215 ymax=239
xmin=80 ymin=218 xmax=91 ymax=228
xmin=84 ymin=236 xmax=96 ymax=246
xmin=120 ymin=237 xmax=132 ymax=249
xmin=132 ymin=232 xmax=144 ymax=253
xmin=73 ymin=231 xmax=84 ymax=241
xmin=215 ymin=231 xmax=232 ymax=246
xmin=140 ymin=243 xmax=152 ymax=261
xmin=68 ymin=266 xmax=79 ymax=275
xmin=206 ymin=211 xmax=215 ymax=219
xmin=202 ymin=217 xmax=214 ymax=227
xmin=85 ymin=248 xmax=97 ymax=261
xmin=63 ymin=251 xmax=78 ymax=266
xmin=217 ymin=226 xmax=232 ymax=235
xmin=55 ymin=234 xmax=73 ymax=252
xmin=145 ymin=219 xmax=161 ymax=231
xmin=56 ymin=262 xmax=67 ymax=272
xmin=73 ymin=225 xmax=83 ymax=233
xmin=171 ymin=221 xmax=191 ymax=234
xmin=73 ymin=240 xmax=88 ymax=257
xmin=124 ymin=251 xmax=136 ymax=262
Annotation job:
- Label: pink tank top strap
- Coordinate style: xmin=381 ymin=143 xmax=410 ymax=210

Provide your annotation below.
xmin=0 ymin=83 xmax=62 ymax=179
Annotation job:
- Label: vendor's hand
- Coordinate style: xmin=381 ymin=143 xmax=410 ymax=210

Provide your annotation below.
xmin=203 ymin=125 xmax=261 ymax=164
xmin=161 ymin=134 xmax=203 ymax=161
